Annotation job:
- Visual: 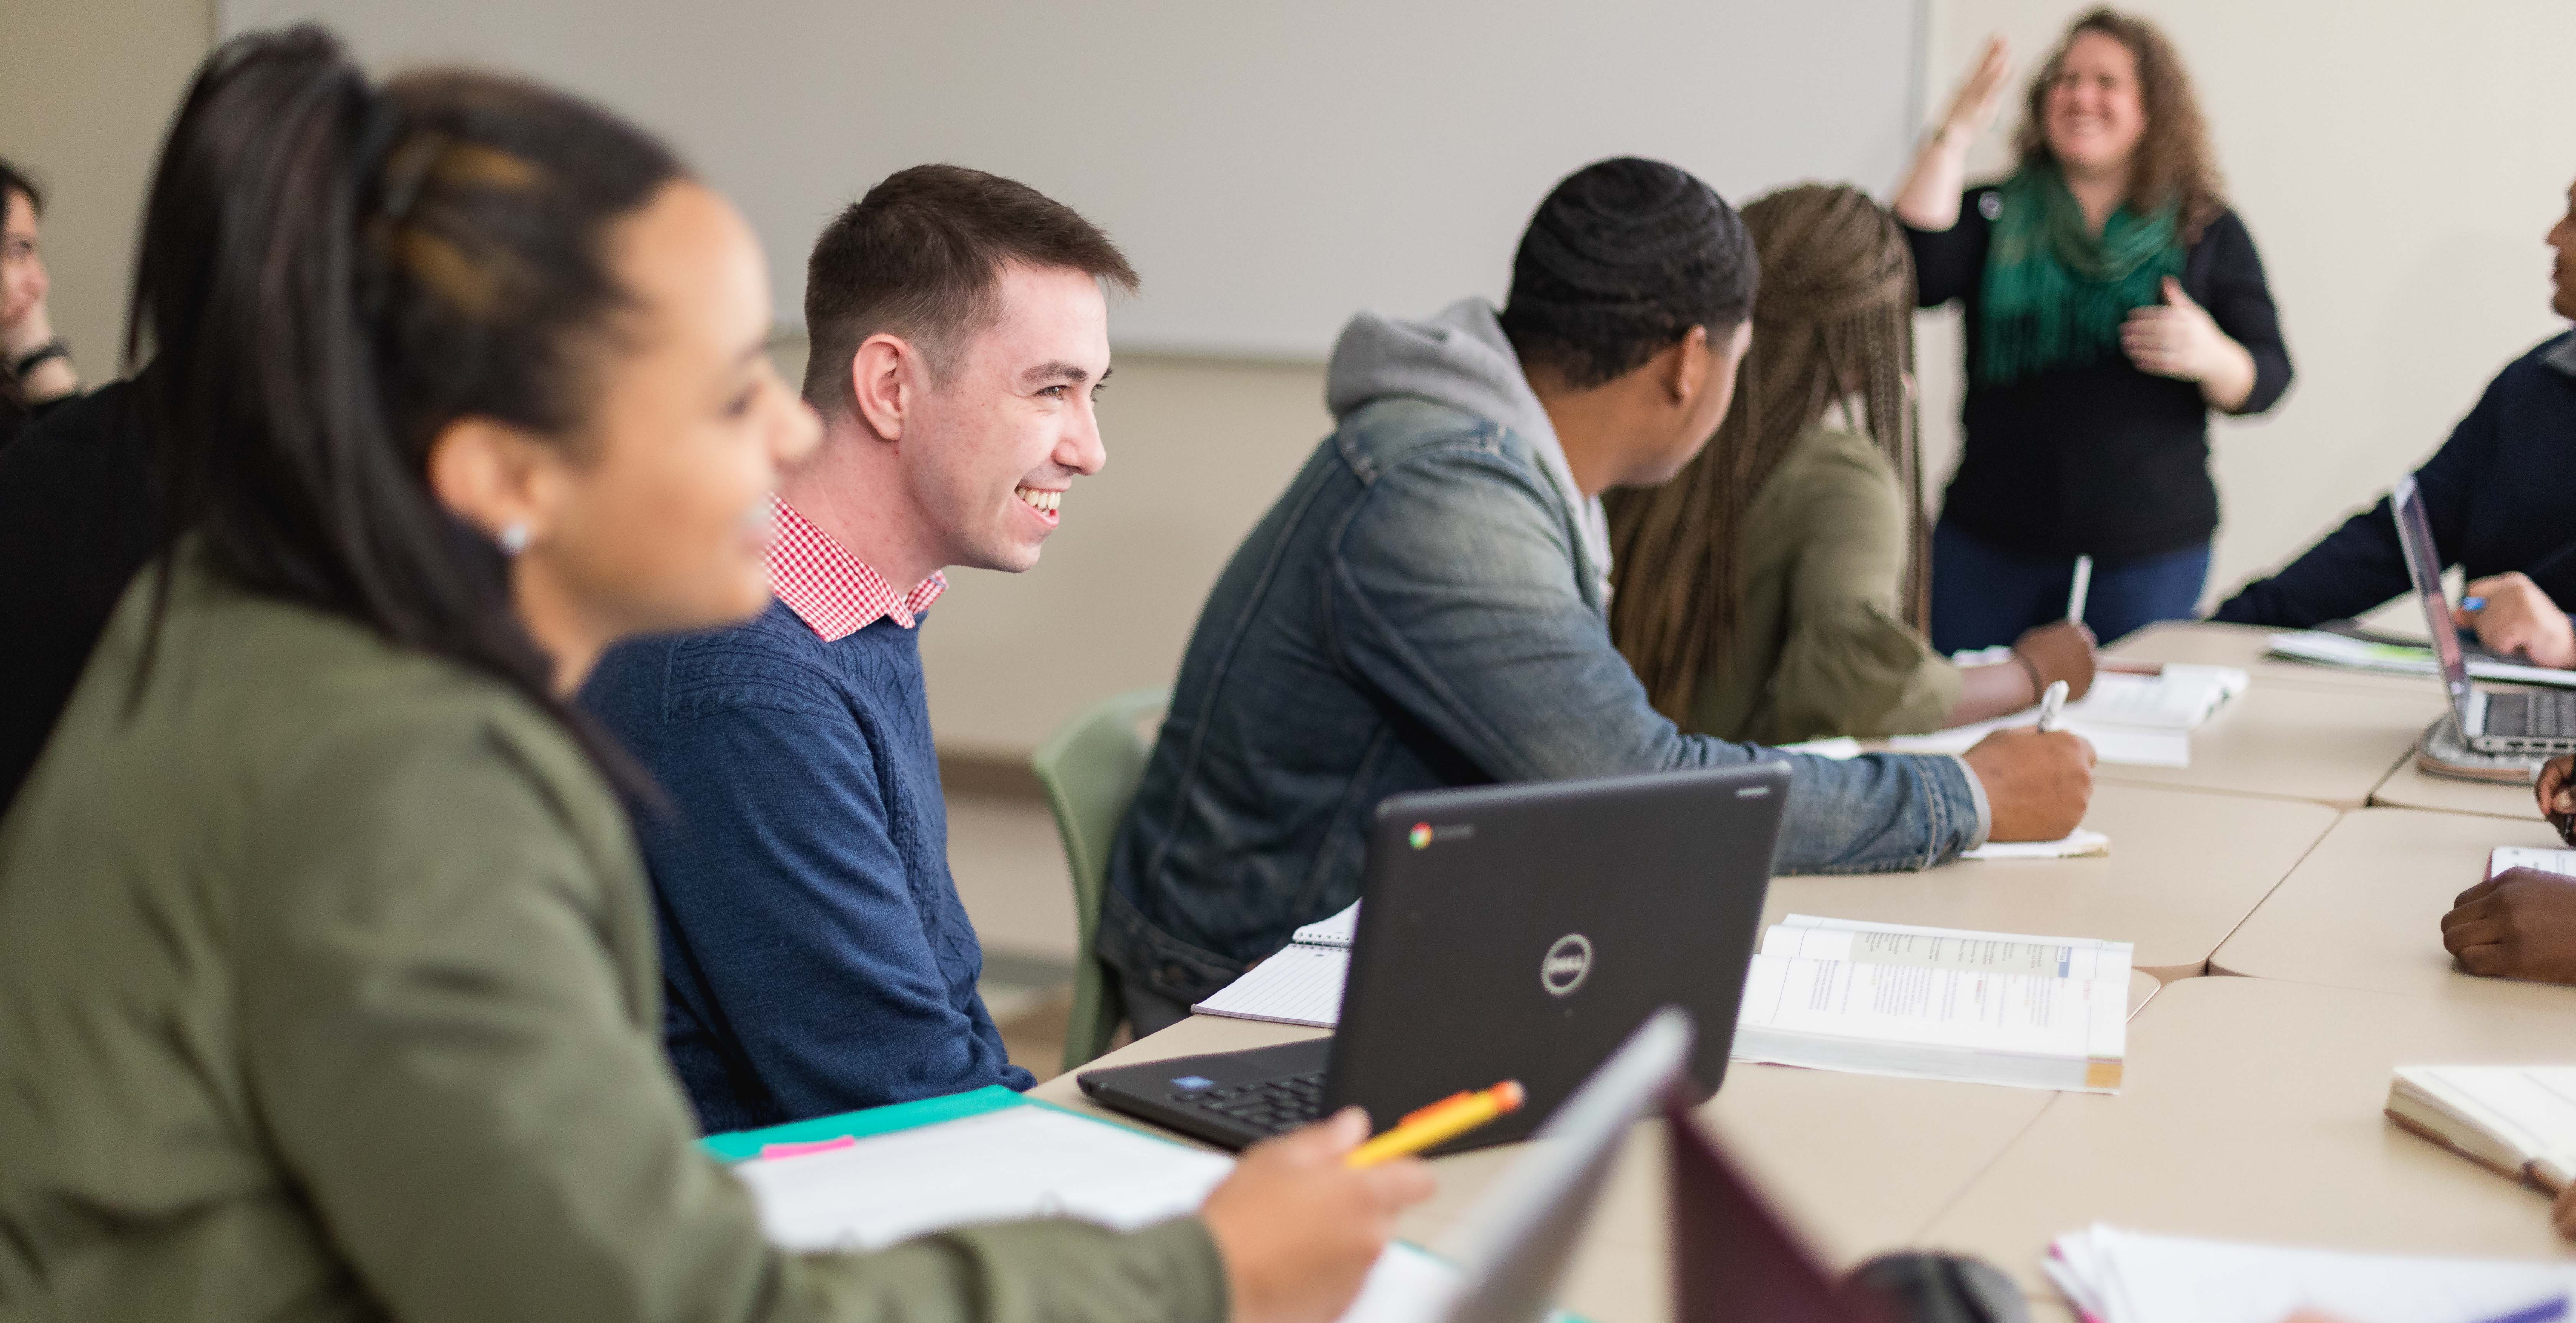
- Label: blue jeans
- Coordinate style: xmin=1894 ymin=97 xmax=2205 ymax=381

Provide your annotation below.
xmin=1931 ymin=521 xmax=2213 ymax=653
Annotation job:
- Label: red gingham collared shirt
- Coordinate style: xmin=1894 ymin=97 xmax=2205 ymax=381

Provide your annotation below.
xmin=767 ymin=498 xmax=947 ymax=641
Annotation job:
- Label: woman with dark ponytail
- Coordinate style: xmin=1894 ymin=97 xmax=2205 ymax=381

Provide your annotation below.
xmin=1605 ymin=185 xmax=2097 ymax=743
xmin=0 ymin=28 xmax=1425 ymax=1323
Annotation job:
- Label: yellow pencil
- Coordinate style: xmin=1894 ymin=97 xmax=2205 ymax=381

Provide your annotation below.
xmin=1346 ymin=1080 xmax=1525 ymax=1167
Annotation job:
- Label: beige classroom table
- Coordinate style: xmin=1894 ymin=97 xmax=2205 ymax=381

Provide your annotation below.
xmin=2211 ymin=806 xmax=2576 ymax=1013
xmin=1919 ymin=976 xmax=2576 ymax=1296
xmin=1764 ymin=782 xmax=2336 ymax=982
xmin=1033 ymin=972 xmax=2163 ymax=1323
xmin=2106 ymin=619 xmax=2440 ymax=697
xmin=2371 ymin=755 xmax=2546 ymax=820
xmin=2080 ymin=676 xmax=2439 ymax=808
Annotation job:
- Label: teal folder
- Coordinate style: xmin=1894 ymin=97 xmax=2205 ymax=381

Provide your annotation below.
xmin=699 ymin=1084 xmax=1027 ymax=1164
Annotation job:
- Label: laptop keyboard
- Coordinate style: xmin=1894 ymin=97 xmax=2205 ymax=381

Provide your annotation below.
xmin=2489 ymin=691 xmax=2576 ymax=738
xmin=1167 ymin=1071 xmax=1327 ymax=1135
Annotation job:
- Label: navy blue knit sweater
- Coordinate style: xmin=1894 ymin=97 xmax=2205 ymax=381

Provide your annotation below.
xmin=2214 ymin=332 xmax=2576 ymax=627
xmin=583 ymin=600 xmax=1031 ymax=1134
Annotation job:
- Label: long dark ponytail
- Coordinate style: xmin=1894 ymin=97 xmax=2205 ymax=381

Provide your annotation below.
xmin=130 ymin=27 xmax=680 ymax=783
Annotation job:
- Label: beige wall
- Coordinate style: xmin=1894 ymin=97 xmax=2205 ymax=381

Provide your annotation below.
xmin=1 ymin=0 xmax=212 ymax=378
xmin=21 ymin=0 xmax=2574 ymax=764
xmin=1915 ymin=0 xmax=2576 ymax=610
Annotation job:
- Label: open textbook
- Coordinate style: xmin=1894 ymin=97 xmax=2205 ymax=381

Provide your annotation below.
xmin=1191 ymin=901 xmax=1358 ymax=1028
xmin=2387 ymin=1064 xmax=2576 ymax=1192
xmin=1733 ymin=915 xmax=2132 ymax=1092
xmin=2047 ymin=1224 xmax=2576 ymax=1323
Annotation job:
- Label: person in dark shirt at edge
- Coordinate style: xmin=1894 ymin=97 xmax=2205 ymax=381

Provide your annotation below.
xmin=1 ymin=156 xmax=85 ymax=450
xmin=0 ymin=151 xmax=153 ymax=818
xmin=2429 ymin=176 xmax=2576 ymax=1046
xmin=2214 ymin=175 xmax=2576 ymax=667
xmin=583 ymin=167 xmax=1129 ymax=1132
xmin=1101 ymin=158 xmax=2096 ymax=1036
xmin=1894 ymin=10 xmax=2293 ymax=652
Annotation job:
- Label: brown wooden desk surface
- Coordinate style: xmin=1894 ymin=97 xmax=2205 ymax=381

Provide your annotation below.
xmin=1919 ymin=977 xmax=2576 ymax=1292
xmin=2211 ymin=806 xmax=2576 ymax=1012
xmin=1030 ymin=972 xmax=2162 ymax=1323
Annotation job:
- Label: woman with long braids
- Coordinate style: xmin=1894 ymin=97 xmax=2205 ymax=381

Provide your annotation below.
xmin=0 ymin=28 xmax=1426 ymax=1323
xmin=1896 ymin=9 xmax=2292 ymax=652
xmin=1607 ymin=184 xmax=2096 ymax=743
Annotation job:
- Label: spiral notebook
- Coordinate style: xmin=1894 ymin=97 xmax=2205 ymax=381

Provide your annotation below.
xmin=1191 ymin=902 xmax=1359 ymax=1028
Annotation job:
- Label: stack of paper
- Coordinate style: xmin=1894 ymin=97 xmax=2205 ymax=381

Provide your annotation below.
xmin=733 ymin=1102 xmax=1235 ymax=1251
xmin=1887 ymin=663 xmax=2247 ymax=768
xmin=2047 ymin=1224 xmax=2576 ymax=1323
xmin=1962 ymin=829 xmax=2109 ymax=861
xmin=1732 ymin=915 xmax=2132 ymax=1092
xmin=729 ymin=1094 xmax=1474 ymax=1323
xmin=1193 ymin=901 xmax=1358 ymax=1028
xmin=2072 ymin=665 xmax=2249 ymax=729
xmin=2387 ymin=1064 xmax=2576 ymax=1191
xmin=2270 ymin=630 xmax=2576 ymax=689
xmin=2492 ymin=848 xmax=2576 ymax=880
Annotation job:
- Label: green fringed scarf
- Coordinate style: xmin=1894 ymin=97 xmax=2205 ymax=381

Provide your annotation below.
xmin=1976 ymin=164 xmax=2183 ymax=386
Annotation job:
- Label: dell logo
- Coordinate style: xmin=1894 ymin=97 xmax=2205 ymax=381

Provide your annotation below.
xmin=1540 ymin=934 xmax=1592 ymax=997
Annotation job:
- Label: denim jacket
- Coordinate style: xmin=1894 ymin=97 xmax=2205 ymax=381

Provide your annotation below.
xmin=1099 ymin=300 xmax=1989 ymax=1006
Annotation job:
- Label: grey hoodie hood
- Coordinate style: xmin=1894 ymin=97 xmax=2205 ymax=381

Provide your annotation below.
xmin=1324 ymin=298 xmax=1614 ymax=594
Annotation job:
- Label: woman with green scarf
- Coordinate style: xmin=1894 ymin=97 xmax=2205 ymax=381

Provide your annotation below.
xmin=1894 ymin=8 xmax=2292 ymax=652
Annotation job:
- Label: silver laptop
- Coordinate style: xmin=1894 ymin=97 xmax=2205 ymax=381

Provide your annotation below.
xmin=2394 ymin=474 xmax=2576 ymax=753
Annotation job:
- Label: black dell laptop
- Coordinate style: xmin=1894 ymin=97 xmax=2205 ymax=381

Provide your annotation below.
xmin=1077 ymin=762 xmax=1789 ymax=1154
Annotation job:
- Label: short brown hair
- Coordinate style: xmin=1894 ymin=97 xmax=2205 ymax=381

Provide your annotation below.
xmin=2014 ymin=8 xmax=2226 ymax=241
xmin=801 ymin=164 xmax=1137 ymax=415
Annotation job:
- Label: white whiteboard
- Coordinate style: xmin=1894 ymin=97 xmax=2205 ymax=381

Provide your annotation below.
xmin=220 ymin=0 xmax=1924 ymax=359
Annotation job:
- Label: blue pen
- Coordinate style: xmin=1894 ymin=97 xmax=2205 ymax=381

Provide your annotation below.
xmin=2475 ymin=1295 xmax=2569 ymax=1323
xmin=2464 ymin=596 xmax=2488 ymax=612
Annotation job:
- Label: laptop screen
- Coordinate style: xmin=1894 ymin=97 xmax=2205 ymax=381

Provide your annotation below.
xmin=2391 ymin=475 xmax=2476 ymax=722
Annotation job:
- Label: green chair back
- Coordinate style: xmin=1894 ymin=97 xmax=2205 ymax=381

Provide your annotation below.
xmin=1029 ymin=688 xmax=1169 ymax=1071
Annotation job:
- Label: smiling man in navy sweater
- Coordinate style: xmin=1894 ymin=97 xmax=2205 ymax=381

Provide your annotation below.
xmin=584 ymin=165 xmax=1136 ymax=1132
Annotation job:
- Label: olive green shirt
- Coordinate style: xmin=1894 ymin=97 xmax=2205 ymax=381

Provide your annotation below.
xmin=1687 ymin=426 xmax=1962 ymax=744
xmin=0 ymin=558 xmax=1226 ymax=1323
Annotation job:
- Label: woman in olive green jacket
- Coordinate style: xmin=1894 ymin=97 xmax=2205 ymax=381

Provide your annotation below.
xmin=0 ymin=30 xmax=1427 ymax=1323
xmin=1605 ymin=185 xmax=2099 ymax=745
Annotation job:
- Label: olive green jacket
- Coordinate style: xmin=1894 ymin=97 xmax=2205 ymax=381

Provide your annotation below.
xmin=0 ymin=558 xmax=1226 ymax=1323
xmin=1688 ymin=426 xmax=1962 ymax=744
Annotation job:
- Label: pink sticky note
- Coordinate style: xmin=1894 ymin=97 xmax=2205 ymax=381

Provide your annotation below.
xmin=759 ymin=1136 xmax=858 ymax=1159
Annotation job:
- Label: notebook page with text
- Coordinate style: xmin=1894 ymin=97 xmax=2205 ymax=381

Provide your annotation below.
xmin=1192 ymin=944 xmax=1349 ymax=1027
xmin=1733 ymin=916 xmax=2130 ymax=1092
xmin=2049 ymin=1224 xmax=2576 ymax=1323
xmin=2492 ymin=847 xmax=2576 ymax=877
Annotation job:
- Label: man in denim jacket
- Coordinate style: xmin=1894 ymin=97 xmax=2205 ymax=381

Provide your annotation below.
xmin=1101 ymin=159 xmax=2096 ymax=1028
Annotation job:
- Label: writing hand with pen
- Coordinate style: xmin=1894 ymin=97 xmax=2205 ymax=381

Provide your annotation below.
xmin=2453 ymin=571 xmax=2576 ymax=669
xmin=2436 ymin=755 xmax=2576 ymax=998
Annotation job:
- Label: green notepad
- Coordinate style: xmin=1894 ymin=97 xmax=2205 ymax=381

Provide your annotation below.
xmin=700 ymin=1084 xmax=1027 ymax=1164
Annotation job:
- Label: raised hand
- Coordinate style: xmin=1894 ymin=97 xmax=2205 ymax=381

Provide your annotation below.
xmin=1941 ymin=36 xmax=2014 ymax=142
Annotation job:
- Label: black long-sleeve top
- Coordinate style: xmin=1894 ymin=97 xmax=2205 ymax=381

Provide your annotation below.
xmin=1906 ymin=185 xmax=2294 ymax=560
xmin=2212 ymin=332 xmax=2576 ymax=627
